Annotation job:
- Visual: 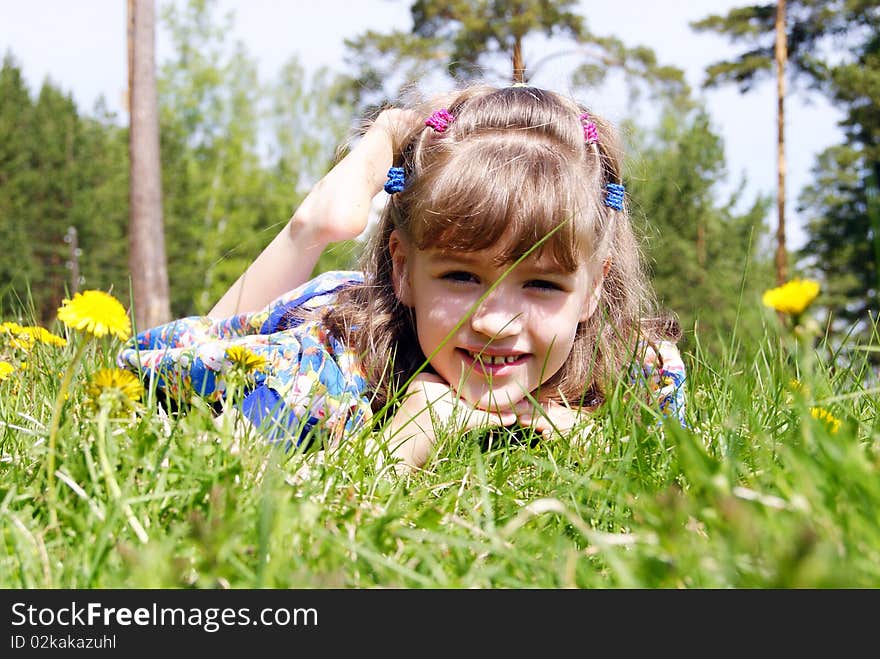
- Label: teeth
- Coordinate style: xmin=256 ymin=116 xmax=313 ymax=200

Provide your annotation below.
xmin=468 ymin=351 xmax=518 ymax=365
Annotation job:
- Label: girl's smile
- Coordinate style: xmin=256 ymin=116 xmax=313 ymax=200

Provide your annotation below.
xmin=458 ymin=347 xmax=528 ymax=373
xmin=389 ymin=231 xmax=603 ymax=412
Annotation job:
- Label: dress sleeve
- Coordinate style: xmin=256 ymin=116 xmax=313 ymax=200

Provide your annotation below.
xmin=115 ymin=270 xmax=364 ymax=408
xmin=634 ymin=340 xmax=687 ymax=426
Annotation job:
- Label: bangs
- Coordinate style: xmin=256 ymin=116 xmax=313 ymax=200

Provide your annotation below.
xmin=405 ymin=134 xmax=596 ymax=272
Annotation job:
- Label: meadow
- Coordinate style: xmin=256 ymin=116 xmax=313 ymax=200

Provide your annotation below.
xmin=1 ymin=284 xmax=878 ymax=588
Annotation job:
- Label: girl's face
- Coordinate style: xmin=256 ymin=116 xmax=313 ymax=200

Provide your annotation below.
xmin=389 ymin=231 xmax=603 ymax=412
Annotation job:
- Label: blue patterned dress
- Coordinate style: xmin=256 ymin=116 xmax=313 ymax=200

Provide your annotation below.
xmin=117 ymin=270 xmax=687 ymax=445
xmin=117 ymin=271 xmax=370 ymax=445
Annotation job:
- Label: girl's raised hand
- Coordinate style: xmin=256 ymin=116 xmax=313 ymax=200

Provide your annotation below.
xmin=292 ymin=108 xmax=421 ymax=245
xmin=208 ymin=108 xmax=420 ymax=317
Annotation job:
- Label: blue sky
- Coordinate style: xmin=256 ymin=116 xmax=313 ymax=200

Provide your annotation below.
xmin=0 ymin=0 xmax=845 ymax=249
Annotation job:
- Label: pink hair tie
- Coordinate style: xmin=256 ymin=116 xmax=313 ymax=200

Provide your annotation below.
xmin=425 ymin=108 xmax=454 ymax=133
xmin=580 ymin=112 xmax=598 ymax=144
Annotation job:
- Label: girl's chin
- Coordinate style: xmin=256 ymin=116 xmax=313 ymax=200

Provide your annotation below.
xmin=458 ymin=386 xmax=530 ymax=413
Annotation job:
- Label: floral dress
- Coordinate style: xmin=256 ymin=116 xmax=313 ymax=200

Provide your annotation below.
xmin=117 ymin=270 xmax=687 ymax=447
xmin=636 ymin=340 xmax=687 ymax=426
xmin=117 ymin=271 xmax=371 ymax=446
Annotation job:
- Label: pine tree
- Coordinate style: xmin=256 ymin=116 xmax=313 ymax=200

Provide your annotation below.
xmin=71 ymin=100 xmax=131 ymax=302
xmin=29 ymin=81 xmax=82 ymax=322
xmin=692 ymin=0 xmax=880 ymax=334
xmin=0 ymin=55 xmax=39 ymax=316
xmin=692 ymin=1 xmax=797 ymax=287
xmin=628 ymin=102 xmax=771 ymax=355
xmin=344 ymin=0 xmax=687 ymax=109
xmin=0 ymin=55 xmax=132 ymax=323
xmin=799 ymin=21 xmax=880 ymax=329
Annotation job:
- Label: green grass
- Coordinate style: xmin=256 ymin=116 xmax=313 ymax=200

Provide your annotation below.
xmin=0 ymin=313 xmax=878 ymax=588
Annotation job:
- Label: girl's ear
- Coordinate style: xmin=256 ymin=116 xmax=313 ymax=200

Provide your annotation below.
xmin=388 ymin=229 xmax=413 ymax=307
xmin=579 ymin=257 xmax=611 ymax=322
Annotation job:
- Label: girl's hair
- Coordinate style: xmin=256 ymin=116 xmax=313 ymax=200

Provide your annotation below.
xmin=322 ymin=83 xmax=678 ymax=412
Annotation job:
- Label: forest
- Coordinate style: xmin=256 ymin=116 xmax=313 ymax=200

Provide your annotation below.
xmin=1 ymin=0 xmax=876 ymax=356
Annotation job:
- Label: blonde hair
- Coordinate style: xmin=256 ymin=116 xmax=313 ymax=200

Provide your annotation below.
xmin=322 ymin=84 xmax=677 ymax=412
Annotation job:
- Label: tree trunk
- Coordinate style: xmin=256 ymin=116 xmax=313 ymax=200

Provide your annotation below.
xmin=65 ymin=226 xmax=79 ymax=295
xmin=128 ymin=0 xmax=170 ymax=329
xmin=775 ymin=0 xmax=788 ymax=285
xmin=512 ymin=36 xmax=525 ymax=83
xmin=696 ymin=222 xmax=706 ymax=284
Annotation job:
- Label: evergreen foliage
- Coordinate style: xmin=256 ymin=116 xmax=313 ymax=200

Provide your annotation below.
xmin=0 ymin=55 xmax=40 ymax=313
xmin=627 ymin=103 xmax=771 ymax=356
xmin=692 ymin=0 xmax=880 ymax=340
xmin=799 ymin=9 xmax=880 ymax=329
xmin=344 ymin=0 xmax=688 ymax=110
xmin=0 ymin=1 xmax=356 ymax=323
xmin=158 ymin=0 xmax=357 ymax=316
xmin=692 ymin=0 xmax=875 ymax=93
xmin=0 ymin=53 xmax=130 ymax=324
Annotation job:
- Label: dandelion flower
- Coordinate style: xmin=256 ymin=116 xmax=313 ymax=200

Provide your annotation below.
xmin=87 ymin=368 xmax=144 ymax=406
xmin=26 ymin=326 xmax=67 ymax=347
xmin=0 ymin=321 xmax=27 ymax=335
xmin=810 ymin=407 xmax=841 ymax=434
xmin=1 ymin=322 xmax=36 ymax=351
xmin=226 ymin=345 xmax=268 ymax=373
xmin=0 ymin=361 xmax=14 ymax=382
xmin=762 ymin=279 xmax=820 ymax=316
xmin=57 ymin=290 xmax=131 ymax=341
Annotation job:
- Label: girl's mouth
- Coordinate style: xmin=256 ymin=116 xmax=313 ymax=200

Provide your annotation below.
xmin=458 ymin=348 xmax=526 ymax=373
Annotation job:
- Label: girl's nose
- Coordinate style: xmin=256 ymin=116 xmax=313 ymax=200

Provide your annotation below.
xmin=470 ymin=292 xmax=523 ymax=339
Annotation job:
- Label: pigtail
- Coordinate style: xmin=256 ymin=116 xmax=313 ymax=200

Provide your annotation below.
xmin=555 ymin=106 xmax=680 ymax=408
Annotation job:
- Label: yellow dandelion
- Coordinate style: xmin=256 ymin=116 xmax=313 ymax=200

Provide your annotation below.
xmin=87 ymin=368 xmax=144 ymax=404
xmin=226 ymin=345 xmax=268 ymax=372
xmin=11 ymin=335 xmax=34 ymax=350
xmin=762 ymin=278 xmax=820 ymax=316
xmin=56 ymin=290 xmax=131 ymax=341
xmin=0 ymin=361 xmax=15 ymax=382
xmin=25 ymin=326 xmax=67 ymax=347
xmin=1 ymin=322 xmax=36 ymax=351
xmin=0 ymin=321 xmax=26 ymax=334
xmin=810 ymin=407 xmax=841 ymax=434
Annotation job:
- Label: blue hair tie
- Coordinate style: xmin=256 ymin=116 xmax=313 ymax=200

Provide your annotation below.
xmin=384 ymin=167 xmax=405 ymax=194
xmin=604 ymin=183 xmax=625 ymax=211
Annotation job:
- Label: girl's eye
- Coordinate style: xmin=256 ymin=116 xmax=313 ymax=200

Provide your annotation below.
xmin=526 ymin=279 xmax=563 ymax=291
xmin=441 ymin=271 xmax=478 ymax=283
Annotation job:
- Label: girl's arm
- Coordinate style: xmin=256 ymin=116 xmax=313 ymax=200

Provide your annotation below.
xmin=208 ymin=109 xmax=413 ymax=318
xmin=378 ymin=373 xmax=517 ymax=472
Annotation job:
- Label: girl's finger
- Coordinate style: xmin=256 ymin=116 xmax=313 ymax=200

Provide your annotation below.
xmin=515 ymin=407 xmax=554 ymax=428
xmin=459 ymin=407 xmax=516 ymax=431
xmin=513 ymin=398 xmax=540 ymax=413
xmin=515 ymin=409 xmax=536 ymax=426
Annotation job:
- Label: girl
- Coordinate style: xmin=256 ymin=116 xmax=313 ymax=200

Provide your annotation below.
xmin=118 ymin=84 xmax=686 ymax=470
